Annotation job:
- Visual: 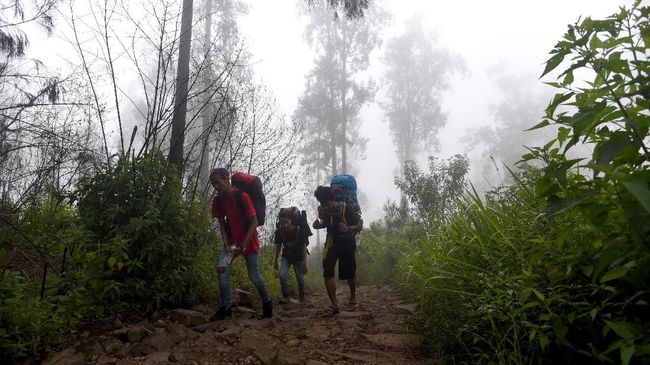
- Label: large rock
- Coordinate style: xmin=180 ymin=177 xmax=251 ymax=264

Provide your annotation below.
xmin=128 ymin=342 xmax=157 ymax=357
xmin=142 ymin=351 xmax=170 ymax=365
xmin=128 ymin=325 xmax=147 ymax=343
xmin=142 ymin=332 xmax=174 ymax=352
xmin=42 ymin=347 xmax=85 ymax=365
xmin=103 ymin=338 xmax=124 ymax=355
xmin=239 ymin=330 xmax=276 ymax=364
xmin=170 ymin=309 xmax=207 ymax=327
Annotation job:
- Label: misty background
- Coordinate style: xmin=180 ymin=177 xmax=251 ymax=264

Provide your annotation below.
xmin=238 ymin=0 xmax=618 ymax=221
xmin=4 ymin=0 xmax=623 ymax=222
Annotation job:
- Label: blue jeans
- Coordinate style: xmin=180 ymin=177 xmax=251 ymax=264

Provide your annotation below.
xmin=217 ymin=247 xmax=271 ymax=308
xmin=279 ymin=256 xmax=305 ymax=299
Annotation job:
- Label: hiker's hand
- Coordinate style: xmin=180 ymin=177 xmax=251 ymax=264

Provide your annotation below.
xmin=312 ymin=219 xmax=322 ymax=229
xmin=302 ymin=261 xmax=308 ymax=274
xmin=231 ymin=246 xmax=242 ymax=257
xmin=273 ymin=260 xmax=278 ymax=270
xmin=339 ymin=223 xmax=349 ymax=233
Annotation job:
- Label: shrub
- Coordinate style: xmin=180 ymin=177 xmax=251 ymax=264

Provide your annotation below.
xmin=74 ymin=151 xmax=211 ymax=312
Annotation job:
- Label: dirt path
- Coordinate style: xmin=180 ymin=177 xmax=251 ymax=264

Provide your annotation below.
xmin=44 ymin=285 xmax=434 ymax=365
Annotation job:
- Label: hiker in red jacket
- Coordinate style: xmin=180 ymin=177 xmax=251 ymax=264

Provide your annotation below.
xmin=210 ymin=168 xmax=272 ymax=320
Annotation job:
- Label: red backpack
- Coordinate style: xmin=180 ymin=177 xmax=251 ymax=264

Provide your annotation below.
xmin=230 ymin=172 xmax=266 ymax=226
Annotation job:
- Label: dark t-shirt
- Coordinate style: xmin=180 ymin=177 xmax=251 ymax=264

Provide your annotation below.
xmin=274 ymin=226 xmax=309 ymax=264
xmin=318 ymin=201 xmax=362 ymax=243
xmin=211 ymin=188 xmax=260 ymax=255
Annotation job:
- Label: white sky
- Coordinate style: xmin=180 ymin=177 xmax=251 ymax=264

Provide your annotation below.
xmin=239 ymin=0 xmax=624 ymax=221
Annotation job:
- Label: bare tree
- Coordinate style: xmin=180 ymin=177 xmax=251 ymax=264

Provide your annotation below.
xmin=168 ymin=0 xmax=194 ymax=171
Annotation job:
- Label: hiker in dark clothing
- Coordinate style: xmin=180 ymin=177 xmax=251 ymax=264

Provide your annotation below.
xmin=273 ymin=207 xmax=311 ymax=304
xmin=312 ymin=186 xmax=363 ymax=315
xmin=210 ymin=168 xmax=272 ymax=320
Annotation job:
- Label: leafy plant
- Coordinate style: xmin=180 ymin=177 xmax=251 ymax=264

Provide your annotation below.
xmin=396 ymin=154 xmax=469 ymax=230
xmin=522 ymin=1 xmax=650 ymax=362
xmin=74 ymin=150 xmax=211 ymax=312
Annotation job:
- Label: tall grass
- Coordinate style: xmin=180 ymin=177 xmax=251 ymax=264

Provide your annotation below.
xmin=398 ymin=170 xmax=649 ymax=364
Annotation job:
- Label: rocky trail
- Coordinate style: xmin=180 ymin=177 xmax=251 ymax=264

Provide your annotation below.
xmin=43 ymin=285 xmax=434 ymax=365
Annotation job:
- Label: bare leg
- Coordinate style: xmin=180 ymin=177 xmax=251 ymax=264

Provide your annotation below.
xmin=324 ymin=277 xmax=338 ymax=309
xmin=347 ymin=277 xmax=356 ymax=305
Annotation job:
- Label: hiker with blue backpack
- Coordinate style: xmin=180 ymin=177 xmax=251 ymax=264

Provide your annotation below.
xmin=312 ymin=175 xmax=363 ymax=315
xmin=209 ymin=168 xmax=273 ymax=320
xmin=273 ymin=207 xmax=313 ymax=304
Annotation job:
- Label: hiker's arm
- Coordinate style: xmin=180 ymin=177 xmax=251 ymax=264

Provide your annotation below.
xmin=348 ymin=223 xmax=362 ymax=233
xmin=312 ymin=218 xmax=326 ymax=229
xmin=217 ymin=218 xmax=230 ymax=250
xmin=240 ymin=215 xmax=258 ymax=251
xmin=302 ymin=245 xmax=308 ymax=273
xmin=273 ymin=243 xmax=280 ymax=269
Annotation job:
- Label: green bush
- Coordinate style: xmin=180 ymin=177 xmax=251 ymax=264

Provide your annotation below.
xmin=0 ymin=270 xmax=93 ymax=362
xmin=396 ymin=3 xmax=650 ymax=363
xmin=0 ymin=195 xmax=96 ymax=362
xmin=356 ymin=221 xmax=424 ymax=286
xmin=74 ymin=151 xmax=211 ymax=312
xmin=400 ymin=168 xmax=650 ymax=364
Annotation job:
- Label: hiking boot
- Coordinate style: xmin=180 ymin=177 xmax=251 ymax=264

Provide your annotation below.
xmin=278 ymin=296 xmax=290 ymax=305
xmin=262 ymin=300 xmax=273 ymax=318
xmin=209 ymin=305 xmax=232 ymax=321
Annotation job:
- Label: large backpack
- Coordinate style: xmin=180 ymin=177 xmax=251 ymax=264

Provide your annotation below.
xmin=330 ymin=174 xmax=358 ymax=204
xmin=231 ymin=172 xmax=266 ymax=226
xmin=275 ymin=207 xmax=313 ymax=245
xmin=330 ymin=175 xmax=362 ymax=234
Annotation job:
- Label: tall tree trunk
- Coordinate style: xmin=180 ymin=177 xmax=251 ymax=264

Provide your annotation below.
xmin=169 ymin=0 xmax=194 ymax=172
xmin=198 ymin=0 xmax=213 ymax=200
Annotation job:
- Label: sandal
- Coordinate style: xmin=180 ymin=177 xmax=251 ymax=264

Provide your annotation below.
xmin=323 ymin=305 xmax=339 ymax=317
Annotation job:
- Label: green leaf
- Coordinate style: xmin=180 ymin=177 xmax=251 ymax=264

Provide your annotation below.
xmin=546 ymin=190 xmax=594 ymax=216
xmin=603 ymin=53 xmax=632 ymax=77
xmin=590 ymin=308 xmax=598 ymax=321
xmin=535 ymin=176 xmax=560 ymax=197
xmin=594 ymin=132 xmax=632 ymax=166
xmin=593 ymin=243 xmax=624 ymax=281
xmin=108 ymin=257 xmax=117 ymax=269
xmin=541 ymin=50 xmax=570 ymax=78
xmin=600 ymin=265 xmax=629 ymax=283
xmin=621 ymin=176 xmax=650 ymax=214
xmin=621 ymin=343 xmax=635 ymax=365
xmin=527 ymin=119 xmax=550 ymax=131
xmin=602 ymin=36 xmax=633 ymax=49
xmin=544 ymin=92 xmax=574 ymax=118
xmin=533 ymin=289 xmax=545 ymax=301
xmin=557 ymin=127 xmax=571 ymax=146
xmin=589 ymin=34 xmax=603 ymax=49
xmin=605 ymin=320 xmax=634 ymax=340
xmin=553 ymin=320 xmax=569 ymax=344
xmin=642 ymin=24 xmax=650 ymax=48
xmin=562 ymin=70 xmax=574 ymax=85
xmin=519 ymin=287 xmax=532 ymax=303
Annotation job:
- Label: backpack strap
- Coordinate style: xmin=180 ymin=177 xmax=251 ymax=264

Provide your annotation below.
xmin=234 ymin=189 xmax=253 ymax=229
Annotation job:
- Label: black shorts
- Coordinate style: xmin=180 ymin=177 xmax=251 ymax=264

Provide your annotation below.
xmin=323 ymin=237 xmax=356 ymax=280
